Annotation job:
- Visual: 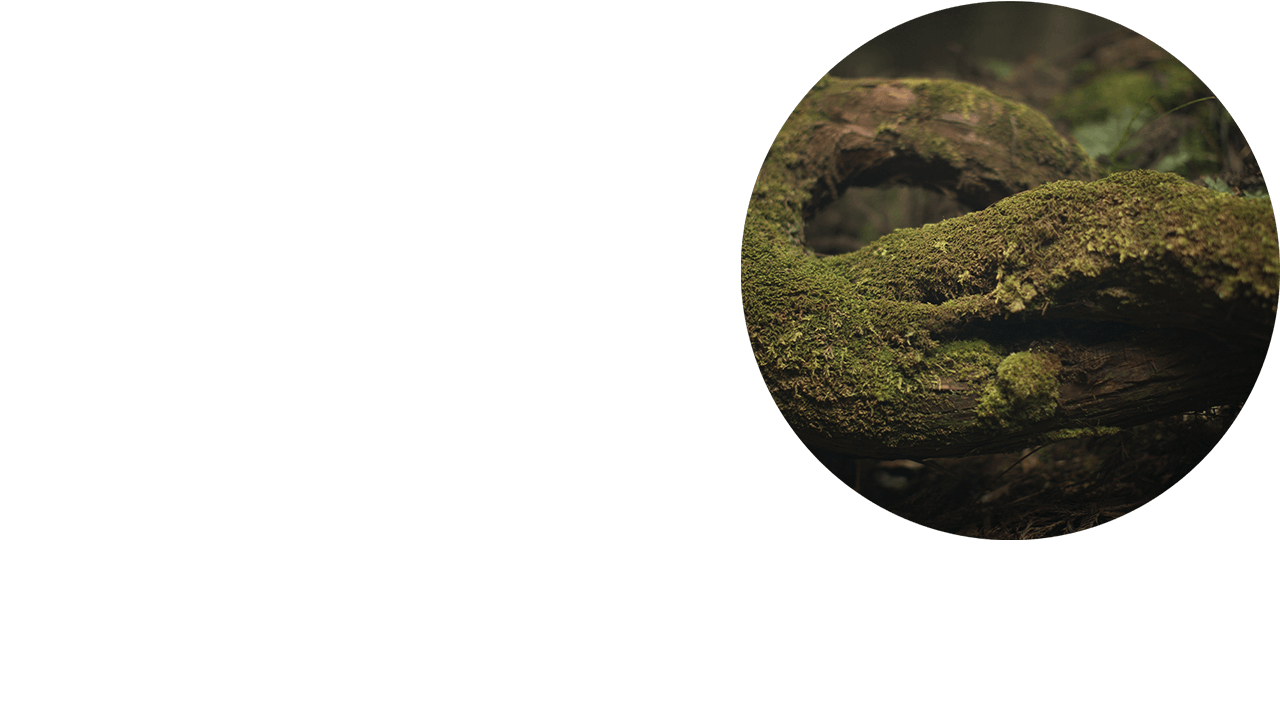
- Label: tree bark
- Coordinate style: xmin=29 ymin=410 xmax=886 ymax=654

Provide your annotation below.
xmin=743 ymin=77 xmax=1278 ymax=458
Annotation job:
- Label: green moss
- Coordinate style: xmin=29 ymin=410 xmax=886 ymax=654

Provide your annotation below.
xmin=976 ymin=352 xmax=1061 ymax=428
xmin=743 ymin=75 xmax=1277 ymax=456
xmin=925 ymin=339 xmax=1001 ymax=385
xmin=747 ymin=165 xmax=1269 ymax=448
xmin=993 ymin=275 xmax=1038 ymax=314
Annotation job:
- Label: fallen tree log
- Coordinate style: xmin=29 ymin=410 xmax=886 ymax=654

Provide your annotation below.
xmin=743 ymin=77 xmax=1278 ymax=458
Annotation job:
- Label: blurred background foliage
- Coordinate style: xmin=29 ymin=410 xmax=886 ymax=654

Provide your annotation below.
xmin=806 ymin=2 xmax=1265 ymax=255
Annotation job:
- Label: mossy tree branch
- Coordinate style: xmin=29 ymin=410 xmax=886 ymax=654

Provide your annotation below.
xmin=743 ymin=77 xmax=1278 ymax=458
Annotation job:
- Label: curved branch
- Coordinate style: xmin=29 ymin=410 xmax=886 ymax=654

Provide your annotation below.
xmin=786 ymin=76 xmax=1100 ymax=209
xmin=743 ymin=77 xmax=1278 ymax=458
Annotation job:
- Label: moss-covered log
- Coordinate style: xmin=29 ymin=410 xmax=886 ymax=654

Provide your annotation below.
xmin=743 ymin=77 xmax=1278 ymax=458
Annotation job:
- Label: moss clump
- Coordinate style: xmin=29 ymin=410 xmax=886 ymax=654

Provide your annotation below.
xmin=976 ymin=352 xmax=1061 ymax=428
